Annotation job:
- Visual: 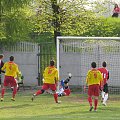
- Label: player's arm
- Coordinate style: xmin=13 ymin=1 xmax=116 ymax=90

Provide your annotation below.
xmin=0 ymin=62 xmax=5 ymax=73
xmin=99 ymin=71 xmax=104 ymax=89
xmin=43 ymin=67 xmax=47 ymax=79
xmin=16 ymin=66 xmax=20 ymax=76
xmin=54 ymin=69 xmax=59 ymax=85
xmin=86 ymin=70 xmax=91 ymax=85
xmin=84 ymin=71 xmax=90 ymax=92
xmin=107 ymin=71 xmax=109 ymax=80
xmin=1 ymin=63 xmax=6 ymax=72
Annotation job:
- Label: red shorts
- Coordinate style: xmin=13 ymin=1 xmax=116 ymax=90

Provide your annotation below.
xmin=64 ymin=89 xmax=71 ymax=96
xmin=88 ymin=84 xmax=100 ymax=96
xmin=4 ymin=76 xmax=17 ymax=87
xmin=42 ymin=83 xmax=56 ymax=91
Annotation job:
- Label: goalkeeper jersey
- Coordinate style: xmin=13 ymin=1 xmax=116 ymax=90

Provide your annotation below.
xmin=2 ymin=61 xmax=19 ymax=77
xmin=86 ymin=69 xmax=103 ymax=86
xmin=43 ymin=66 xmax=59 ymax=84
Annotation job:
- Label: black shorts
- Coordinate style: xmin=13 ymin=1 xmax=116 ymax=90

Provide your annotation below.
xmin=103 ymin=83 xmax=108 ymax=93
xmin=112 ymin=13 xmax=118 ymax=17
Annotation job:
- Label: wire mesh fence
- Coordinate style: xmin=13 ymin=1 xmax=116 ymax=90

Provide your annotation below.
xmin=57 ymin=37 xmax=120 ymax=94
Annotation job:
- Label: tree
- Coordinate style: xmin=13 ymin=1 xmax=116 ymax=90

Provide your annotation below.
xmin=0 ymin=0 xmax=33 ymax=44
xmin=32 ymin=0 xmax=104 ymax=44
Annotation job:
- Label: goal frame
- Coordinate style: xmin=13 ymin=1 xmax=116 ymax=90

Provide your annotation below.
xmin=56 ymin=36 xmax=120 ymax=74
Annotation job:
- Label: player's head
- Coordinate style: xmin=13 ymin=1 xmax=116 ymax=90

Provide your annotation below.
xmin=115 ymin=4 xmax=118 ymax=8
xmin=50 ymin=60 xmax=55 ymax=66
xmin=0 ymin=54 xmax=4 ymax=59
xmin=91 ymin=62 xmax=96 ymax=68
xmin=10 ymin=56 xmax=14 ymax=61
xmin=102 ymin=61 xmax=107 ymax=67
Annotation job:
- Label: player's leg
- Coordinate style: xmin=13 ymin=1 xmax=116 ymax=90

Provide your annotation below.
xmin=11 ymin=86 xmax=17 ymax=101
xmin=50 ymin=84 xmax=60 ymax=103
xmin=87 ymin=85 xmax=93 ymax=111
xmin=102 ymin=83 xmax=108 ymax=106
xmin=31 ymin=83 xmax=48 ymax=101
xmin=1 ymin=76 xmax=9 ymax=101
xmin=94 ymin=96 xmax=99 ymax=111
xmin=99 ymin=83 xmax=105 ymax=102
xmin=10 ymin=77 xmax=18 ymax=101
xmin=101 ymin=90 xmax=105 ymax=102
xmin=1 ymin=86 xmax=6 ymax=101
xmin=93 ymin=84 xmax=100 ymax=111
xmin=52 ymin=90 xmax=59 ymax=103
xmin=64 ymin=88 xmax=71 ymax=96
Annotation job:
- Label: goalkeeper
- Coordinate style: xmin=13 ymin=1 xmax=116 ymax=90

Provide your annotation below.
xmin=11 ymin=70 xmax=24 ymax=91
xmin=57 ymin=73 xmax=72 ymax=96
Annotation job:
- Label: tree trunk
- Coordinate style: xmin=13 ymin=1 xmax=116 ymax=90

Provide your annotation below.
xmin=51 ymin=0 xmax=61 ymax=45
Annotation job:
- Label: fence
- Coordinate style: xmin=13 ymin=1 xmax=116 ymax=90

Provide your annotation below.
xmin=0 ymin=42 xmax=56 ymax=86
xmin=57 ymin=36 xmax=120 ymax=94
xmin=1 ymin=42 xmax=38 ymax=86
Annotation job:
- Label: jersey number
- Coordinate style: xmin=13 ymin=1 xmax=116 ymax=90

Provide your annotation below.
xmin=9 ymin=64 xmax=12 ymax=70
xmin=102 ymin=73 xmax=106 ymax=79
xmin=48 ymin=70 xmax=52 ymax=74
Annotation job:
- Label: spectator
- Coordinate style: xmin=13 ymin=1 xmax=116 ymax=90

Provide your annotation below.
xmin=112 ymin=4 xmax=120 ymax=17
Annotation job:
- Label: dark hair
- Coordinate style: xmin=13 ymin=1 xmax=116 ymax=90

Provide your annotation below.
xmin=102 ymin=61 xmax=107 ymax=67
xmin=0 ymin=54 xmax=4 ymax=59
xmin=50 ymin=60 xmax=55 ymax=66
xmin=114 ymin=4 xmax=118 ymax=8
xmin=10 ymin=56 xmax=14 ymax=61
xmin=91 ymin=62 xmax=96 ymax=68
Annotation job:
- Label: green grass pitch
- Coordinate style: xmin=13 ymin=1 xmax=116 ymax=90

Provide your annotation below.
xmin=0 ymin=90 xmax=120 ymax=120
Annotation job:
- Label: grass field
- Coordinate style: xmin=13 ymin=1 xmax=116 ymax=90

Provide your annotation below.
xmin=0 ymin=90 xmax=120 ymax=120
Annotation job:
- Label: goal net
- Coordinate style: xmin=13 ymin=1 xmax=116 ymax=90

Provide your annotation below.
xmin=57 ymin=36 xmax=120 ymax=94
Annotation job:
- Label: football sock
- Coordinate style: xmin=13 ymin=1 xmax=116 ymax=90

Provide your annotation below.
xmin=1 ymin=88 xmax=5 ymax=98
xmin=53 ymin=93 xmax=58 ymax=103
xmin=101 ymin=91 xmax=105 ymax=99
xmin=103 ymin=93 xmax=108 ymax=103
xmin=12 ymin=88 xmax=17 ymax=98
xmin=94 ymin=99 xmax=98 ymax=110
xmin=35 ymin=90 xmax=42 ymax=96
xmin=88 ymin=97 xmax=92 ymax=107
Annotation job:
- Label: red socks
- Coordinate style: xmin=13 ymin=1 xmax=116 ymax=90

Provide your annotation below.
xmin=1 ymin=88 xmax=5 ymax=98
xmin=94 ymin=99 xmax=98 ymax=110
xmin=53 ymin=93 xmax=58 ymax=103
xmin=12 ymin=88 xmax=17 ymax=98
xmin=35 ymin=90 xmax=42 ymax=96
xmin=88 ymin=97 xmax=98 ymax=110
xmin=88 ymin=97 xmax=92 ymax=107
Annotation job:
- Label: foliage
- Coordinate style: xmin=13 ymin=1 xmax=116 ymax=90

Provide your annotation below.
xmin=32 ymin=0 xmax=120 ymax=43
xmin=1 ymin=0 xmax=120 ymax=45
xmin=82 ymin=17 xmax=120 ymax=37
xmin=0 ymin=0 xmax=34 ymax=44
xmin=32 ymin=0 xmax=104 ymax=42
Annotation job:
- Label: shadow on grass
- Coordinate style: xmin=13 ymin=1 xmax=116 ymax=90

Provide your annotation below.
xmin=0 ymin=104 xmax=33 ymax=109
xmin=99 ymin=106 xmax=120 ymax=112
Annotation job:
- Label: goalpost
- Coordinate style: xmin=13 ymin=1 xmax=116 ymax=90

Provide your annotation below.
xmin=57 ymin=36 xmax=120 ymax=94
